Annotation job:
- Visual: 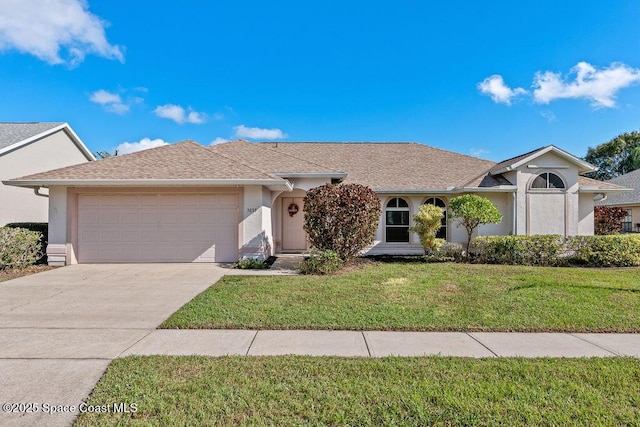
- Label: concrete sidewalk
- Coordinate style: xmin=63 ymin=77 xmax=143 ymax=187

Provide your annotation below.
xmin=121 ymin=330 xmax=640 ymax=358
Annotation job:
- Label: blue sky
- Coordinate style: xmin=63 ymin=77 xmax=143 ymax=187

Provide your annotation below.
xmin=1 ymin=1 xmax=640 ymax=160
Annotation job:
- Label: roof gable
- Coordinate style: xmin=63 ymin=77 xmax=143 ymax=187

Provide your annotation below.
xmin=490 ymin=145 xmax=596 ymax=175
xmin=0 ymin=122 xmax=95 ymax=160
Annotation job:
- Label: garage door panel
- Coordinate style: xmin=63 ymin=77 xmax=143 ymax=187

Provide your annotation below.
xmin=78 ymin=193 xmax=238 ymax=263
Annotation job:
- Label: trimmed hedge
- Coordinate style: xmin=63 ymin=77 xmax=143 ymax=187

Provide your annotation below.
xmin=5 ymin=222 xmax=48 ymax=265
xmin=473 ymin=234 xmax=640 ymax=268
xmin=473 ymin=235 xmax=565 ymax=266
xmin=568 ymin=235 xmax=640 ymax=267
xmin=0 ymin=227 xmax=43 ymax=270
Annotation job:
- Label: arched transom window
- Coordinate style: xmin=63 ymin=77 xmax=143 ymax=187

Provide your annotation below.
xmin=530 ymin=172 xmax=565 ymax=190
xmin=385 ymin=197 xmax=410 ymax=242
xmin=424 ymin=197 xmax=447 ymax=239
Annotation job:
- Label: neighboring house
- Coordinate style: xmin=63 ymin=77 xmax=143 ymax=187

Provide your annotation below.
xmin=3 ymin=140 xmax=627 ymax=266
xmin=596 ymin=168 xmax=640 ymax=233
xmin=0 ymin=122 xmax=94 ymax=226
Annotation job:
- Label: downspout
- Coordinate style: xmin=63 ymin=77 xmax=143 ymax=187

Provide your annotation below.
xmin=512 ymin=192 xmax=516 ymax=235
xmin=33 ymin=186 xmax=49 ymax=198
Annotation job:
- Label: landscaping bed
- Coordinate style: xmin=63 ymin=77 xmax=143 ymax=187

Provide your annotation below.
xmin=161 ymin=263 xmax=640 ymax=332
xmin=0 ymin=265 xmax=54 ymax=283
xmin=75 ymin=356 xmax=640 ymax=426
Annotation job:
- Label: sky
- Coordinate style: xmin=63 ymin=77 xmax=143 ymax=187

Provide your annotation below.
xmin=1 ymin=1 xmax=640 ymax=160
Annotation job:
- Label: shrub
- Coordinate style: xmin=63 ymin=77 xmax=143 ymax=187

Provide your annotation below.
xmin=449 ymin=195 xmax=502 ymax=255
xmin=0 ymin=227 xmax=43 ymax=270
xmin=303 ymin=183 xmax=381 ymax=263
xmin=473 ymin=235 xmax=565 ymax=266
xmin=437 ymin=241 xmax=465 ymax=262
xmin=5 ymin=222 xmax=48 ymax=265
xmin=567 ymin=235 xmax=640 ymax=267
xmin=410 ymin=204 xmax=444 ymax=254
xmin=594 ymin=206 xmax=628 ymax=235
xmin=235 ymin=257 xmax=269 ymax=269
xmin=299 ymin=249 xmax=344 ymax=275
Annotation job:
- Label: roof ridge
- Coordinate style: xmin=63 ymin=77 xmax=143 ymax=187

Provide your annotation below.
xmin=199 ymin=141 xmax=284 ymax=180
xmin=257 ymin=143 xmax=345 ymax=172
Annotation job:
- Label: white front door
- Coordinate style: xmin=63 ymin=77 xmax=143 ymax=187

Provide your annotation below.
xmin=282 ymin=197 xmax=307 ymax=251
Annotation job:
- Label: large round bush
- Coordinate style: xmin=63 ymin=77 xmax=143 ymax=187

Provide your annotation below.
xmin=303 ymin=183 xmax=381 ymax=262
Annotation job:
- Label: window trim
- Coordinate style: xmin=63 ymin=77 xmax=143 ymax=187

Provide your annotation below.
xmin=528 ymin=171 xmax=567 ymax=192
xmin=385 ymin=197 xmax=411 ymax=243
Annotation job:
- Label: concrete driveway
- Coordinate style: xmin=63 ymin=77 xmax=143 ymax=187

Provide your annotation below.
xmin=0 ymin=264 xmax=225 ymax=427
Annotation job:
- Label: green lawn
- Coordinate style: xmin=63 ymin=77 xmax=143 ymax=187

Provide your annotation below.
xmin=75 ymin=356 xmax=640 ymax=426
xmin=161 ymin=263 xmax=640 ymax=332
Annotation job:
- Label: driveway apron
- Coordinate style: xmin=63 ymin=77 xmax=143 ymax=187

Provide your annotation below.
xmin=0 ymin=264 xmax=224 ymax=427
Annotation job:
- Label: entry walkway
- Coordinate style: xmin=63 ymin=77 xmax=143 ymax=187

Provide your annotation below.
xmin=121 ymin=330 xmax=640 ymax=358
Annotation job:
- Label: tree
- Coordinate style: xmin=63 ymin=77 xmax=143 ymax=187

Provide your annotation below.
xmin=594 ymin=206 xmax=628 ymax=235
xmin=95 ymin=150 xmax=118 ymax=159
xmin=303 ymin=183 xmax=381 ymax=263
xmin=449 ymin=194 xmax=502 ymax=255
xmin=409 ymin=204 xmax=444 ymax=254
xmin=584 ymin=131 xmax=640 ymax=180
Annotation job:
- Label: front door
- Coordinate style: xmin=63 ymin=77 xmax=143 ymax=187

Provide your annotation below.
xmin=282 ymin=197 xmax=307 ymax=251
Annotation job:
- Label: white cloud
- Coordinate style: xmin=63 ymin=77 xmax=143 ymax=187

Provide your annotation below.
xmin=115 ymin=137 xmax=169 ymax=155
xmin=210 ymin=137 xmax=230 ymax=145
xmin=470 ymin=148 xmax=489 ymax=157
xmin=539 ymin=110 xmax=557 ymax=122
xmin=154 ymin=104 xmax=206 ymax=124
xmin=477 ymin=75 xmax=527 ymax=105
xmin=533 ymin=62 xmax=640 ymax=108
xmin=233 ymin=124 xmax=287 ymax=140
xmin=89 ymin=89 xmax=129 ymax=114
xmin=0 ymin=0 xmax=123 ymax=66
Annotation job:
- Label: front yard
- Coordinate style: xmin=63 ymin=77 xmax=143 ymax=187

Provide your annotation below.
xmin=75 ymin=356 xmax=640 ymax=426
xmin=162 ymin=262 xmax=640 ymax=332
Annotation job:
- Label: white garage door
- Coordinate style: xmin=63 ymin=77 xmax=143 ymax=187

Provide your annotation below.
xmin=78 ymin=193 xmax=238 ymax=263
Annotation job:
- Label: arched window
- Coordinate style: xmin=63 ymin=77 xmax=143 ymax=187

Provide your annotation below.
xmin=424 ymin=197 xmax=447 ymax=239
xmin=385 ymin=197 xmax=410 ymax=242
xmin=530 ymin=172 xmax=565 ymax=189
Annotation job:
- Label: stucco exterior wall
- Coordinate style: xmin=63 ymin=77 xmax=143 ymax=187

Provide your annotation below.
xmin=240 ymin=185 xmax=272 ymax=260
xmin=0 ymin=129 xmax=91 ymax=225
xmin=512 ymin=152 xmax=581 ymax=236
xmin=578 ymin=193 xmax=595 ymax=235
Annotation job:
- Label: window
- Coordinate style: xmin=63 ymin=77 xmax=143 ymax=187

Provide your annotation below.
xmin=622 ymin=209 xmax=633 ymax=233
xmin=424 ymin=197 xmax=447 ymax=239
xmin=530 ymin=172 xmax=565 ymax=189
xmin=386 ymin=197 xmax=410 ymax=242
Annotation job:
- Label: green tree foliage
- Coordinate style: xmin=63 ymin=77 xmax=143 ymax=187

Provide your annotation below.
xmin=594 ymin=206 xmax=629 ymax=235
xmin=409 ymin=204 xmax=444 ymax=254
xmin=303 ymin=183 xmax=381 ymax=263
xmin=449 ymin=194 xmax=502 ymax=255
xmin=584 ymin=131 xmax=640 ymax=180
xmin=95 ymin=150 xmax=118 ymax=159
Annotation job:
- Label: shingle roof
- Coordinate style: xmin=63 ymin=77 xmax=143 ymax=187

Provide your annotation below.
xmin=0 ymin=122 xmax=65 ymax=150
xmin=260 ymin=142 xmax=498 ymax=191
xmin=596 ymin=168 xmax=640 ymax=205
xmin=489 ymin=146 xmax=547 ymax=175
xmin=210 ymin=140 xmax=344 ymax=175
xmin=11 ymin=141 xmax=281 ymax=182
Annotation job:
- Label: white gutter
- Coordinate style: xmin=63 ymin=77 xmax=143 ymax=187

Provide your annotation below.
xmin=273 ymin=172 xmax=348 ymax=178
xmin=578 ymin=187 xmax=632 ymax=194
xmin=374 ymin=186 xmax=517 ymax=194
xmin=3 ymin=178 xmax=294 ymax=191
